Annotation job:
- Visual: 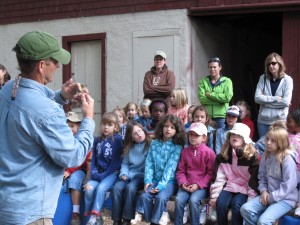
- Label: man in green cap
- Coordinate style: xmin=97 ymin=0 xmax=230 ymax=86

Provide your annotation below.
xmin=0 ymin=31 xmax=95 ymax=225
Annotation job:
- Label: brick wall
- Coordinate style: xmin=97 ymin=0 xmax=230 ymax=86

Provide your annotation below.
xmin=0 ymin=0 xmax=198 ymax=25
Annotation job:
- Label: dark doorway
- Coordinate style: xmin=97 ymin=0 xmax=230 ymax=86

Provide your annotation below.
xmin=194 ymin=13 xmax=282 ymax=133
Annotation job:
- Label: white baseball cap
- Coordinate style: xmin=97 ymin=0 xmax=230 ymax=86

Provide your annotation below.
xmin=154 ymin=51 xmax=167 ymax=59
xmin=189 ymin=122 xmax=208 ymax=136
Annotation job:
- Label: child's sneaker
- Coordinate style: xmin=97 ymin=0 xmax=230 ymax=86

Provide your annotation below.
xmin=199 ymin=205 xmax=207 ymax=225
xmin=207 ymin=205 xmax=217 ymax=222
xmin=295 ymin=207 xmax=300 ymax=217
xmin=70 ymin=213 xmax=80 ymax=225
xmin=131 ymin=212 xmax=142 ymax=224
xmin=183 ymin=205 xmax=189 ymax=224
xmin=159 ymin=211 xmax=170 ymax=225
xmin=96 ymin=216 xmax=103 ymax=225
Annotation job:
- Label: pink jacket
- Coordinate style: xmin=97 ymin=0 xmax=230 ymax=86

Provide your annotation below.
xmin=168 ymin=104 xmax=189 ymax=125
xmin=288 ymin=132 xmax=300 ymax=172
xmin=210 ymin=148 xmax=260 ymax=200
xmin=176 ymin=144 xmax=215 ymax=189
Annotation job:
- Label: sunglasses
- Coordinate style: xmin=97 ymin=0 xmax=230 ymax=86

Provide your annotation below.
xmin=268 ymin=62 xmax=278 ymax=66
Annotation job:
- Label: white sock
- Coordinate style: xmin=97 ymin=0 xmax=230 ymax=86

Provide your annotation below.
xmin=73 ymin=205 xmax=80 ymax=214
xmin=88 ymin=215 xmax=97 ymax=223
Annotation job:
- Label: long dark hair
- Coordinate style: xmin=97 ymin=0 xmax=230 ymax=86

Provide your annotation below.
xmin=154 ymin=114 xmax=185 ymax=148
xmin=123 ymin=122 xmax=151 ymax=156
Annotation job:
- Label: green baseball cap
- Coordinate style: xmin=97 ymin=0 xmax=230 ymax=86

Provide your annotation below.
xmin=13 ymin=31 xmax=71 ymax=65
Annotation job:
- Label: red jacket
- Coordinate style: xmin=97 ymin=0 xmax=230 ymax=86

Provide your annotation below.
xmin=65 ymin=151 xmax=92 ymax=175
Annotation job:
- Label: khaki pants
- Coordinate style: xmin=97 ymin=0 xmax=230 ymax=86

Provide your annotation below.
xmin=27 ymin=218 xmax=52 ymax=225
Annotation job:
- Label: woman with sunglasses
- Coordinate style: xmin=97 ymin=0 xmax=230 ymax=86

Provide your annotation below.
xmin=255 ymin=52 xmax=293 ymax=138
xmin=198 ymin=57 xmax=233 ymax=129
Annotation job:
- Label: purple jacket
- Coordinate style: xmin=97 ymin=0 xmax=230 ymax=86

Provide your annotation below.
xmin=176 ymin=144 xmax=215 ymax=189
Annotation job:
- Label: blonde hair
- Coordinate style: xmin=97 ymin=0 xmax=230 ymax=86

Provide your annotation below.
xmin=236 ymin=100 xmax=252 ymax=118
xmin=140 ymin=99 xmax=152 ymax=108
xmin=113 ymin=107 xmax=129 ymax=124
xmin=264 ymin=52 xmax=286 ymax=79
xmin=170 ymin=88 xmax=188 ymax=109
xmin=100 ymin=112 xmax=120 ymax=140
xmin=124 ymin=102 xmax=141 ymax=117
xmin=221 ymin=134 xmax=257 ymax=161
xmin=264 ymin=126 xmax=290 ymax=163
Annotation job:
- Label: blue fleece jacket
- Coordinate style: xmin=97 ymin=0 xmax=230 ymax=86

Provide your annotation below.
xmin=90 ymin=133 xmax=123 ymax=181
xmin=144 ymin=139 xmax=182 ymax=191
xmin=120 ymin=141 xmax=149 ymax=180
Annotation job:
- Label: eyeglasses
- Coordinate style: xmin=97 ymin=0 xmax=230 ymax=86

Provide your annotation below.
xmin=268 ymin=62 xmax=278 ymax=66
xmin=208 ymin=57 xmax=220 ymax=63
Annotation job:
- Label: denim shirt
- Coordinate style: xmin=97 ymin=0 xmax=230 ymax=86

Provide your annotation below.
xmin=0 ymin=78 xmax=95 ymax=225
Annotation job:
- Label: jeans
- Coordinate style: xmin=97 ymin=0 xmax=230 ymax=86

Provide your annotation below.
xmin=174 ymin=188 xmax=207 ymax=225
xmin=213 ymin=118 xmax=226 ymax=129
xmin=257 ymin=122 xmax=270 ymax=138
xmin=141 ymin=182 xmax=178 ymax=224
xmin=63 ymin=170 xmax=86 ymax=192
xmin=216 ymin=190 xmax=248 ymax=225
xmin=84 ymin=172 xmax=118 ymax=215
xmin=112 ymin=177 xmax=144 ymax=220
xmin=240 ymin=196 xmax=293 ymax=225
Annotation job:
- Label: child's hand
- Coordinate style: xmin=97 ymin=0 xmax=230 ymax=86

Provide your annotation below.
xmin=150 ymin=187 xmax=159 ymax=194
xmin=144 ymin=183 xmax=152 ymax=192
xmin=63 ymin=171 xmax=70 ymax=180
xmin=182 ymin=183 xmax=189 ymax=192
xmin=187 ymin=184 xmax=199 ymax=193
xmin=209 ymin=198 xmax=217 ymax=208
xmin=260 ymin=191 xmax=269 ymax=206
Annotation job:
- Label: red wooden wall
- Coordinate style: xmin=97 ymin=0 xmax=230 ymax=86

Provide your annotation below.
xmin=283 ymin=12 xmax=300 ymax=109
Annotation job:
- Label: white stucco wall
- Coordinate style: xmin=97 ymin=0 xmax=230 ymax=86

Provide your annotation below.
xmin=0 ymin=9 xmax=199 ymax=113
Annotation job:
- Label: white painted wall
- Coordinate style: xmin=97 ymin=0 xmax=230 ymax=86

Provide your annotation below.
xmin=0 ymin=9 xmax=206 ymax=134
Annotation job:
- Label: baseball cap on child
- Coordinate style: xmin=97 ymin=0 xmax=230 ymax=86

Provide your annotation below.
xmin=13 ymin=31 xmax=71 ymax=65
xmin=226 ymin=105 xmax=241 ymax=117
xmin=226 ymin=123 xmax=252 ymax=144
xmin=66 ymin=112 xmax=82 ymax=123
xmin=154 ymin=51 xmax=167 ymax=59
xmin=189 ymin=122 xmax=208 ymax=136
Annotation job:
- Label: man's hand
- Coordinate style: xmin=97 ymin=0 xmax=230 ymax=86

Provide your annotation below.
xmin=80 ymin=94 xmax=94 ymax=119
xmin=60 ymin=79 xmax=81 ymax=101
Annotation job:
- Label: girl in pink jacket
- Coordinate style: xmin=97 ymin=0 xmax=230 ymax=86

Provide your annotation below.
xmin=209 ymin=123 xmax=260 ymax=225
xmin=175 ymin=122 xmax=216 ymax=225
xmin=286 ymin=108 xmax=300 ymax=216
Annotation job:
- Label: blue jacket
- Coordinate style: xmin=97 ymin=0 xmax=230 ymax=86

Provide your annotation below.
xmin=120 ymin=141 xmax=148 ymax=180
xmin=90 ymin=134 xmax=123 ymax=181
xmin=0 ymin=79 xmax=95 ymax=225
xmin=144 ymin=139 xmax=182 ymax=191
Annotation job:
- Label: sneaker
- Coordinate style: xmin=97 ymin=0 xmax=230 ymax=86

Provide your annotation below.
xmin=295 ymin=207 xmax=300 ymax=217
xmin=183 ymin=205 xmax=189 ymax=224
xmin=199 ymin=205 xmax=207 ymax=225
xmin=159 ymin=211 xmax=170 ymax=225
xmin=207 ymin=205 xmax=217 ymax=222
xmin=131 ymin=212 xmax=142 ymax=224
xmin=70 ymin=213 xmax=80 ymax=225
xmin=96 ymin=216 xmax=103 ymax=225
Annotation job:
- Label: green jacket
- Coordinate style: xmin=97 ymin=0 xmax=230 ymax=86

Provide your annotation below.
xmin=198 ymin=75 xmax=233 ymax=118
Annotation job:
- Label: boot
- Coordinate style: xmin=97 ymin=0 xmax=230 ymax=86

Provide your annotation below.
xmin=113 ymin=220 xmax=122 ymax=225
xmin=122 ymin=219 xmax=131 ymax=225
